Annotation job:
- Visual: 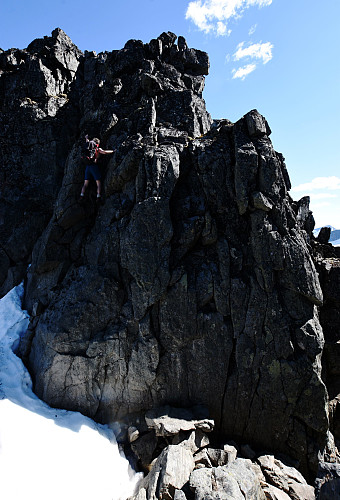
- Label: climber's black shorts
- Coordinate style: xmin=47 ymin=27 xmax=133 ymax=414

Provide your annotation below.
xmin=85 ymin=164 xmax=101 ymax=181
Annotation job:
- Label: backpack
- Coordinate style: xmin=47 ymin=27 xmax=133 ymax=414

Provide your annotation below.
xmin=82 ymin=139 xmax=99 ymax=163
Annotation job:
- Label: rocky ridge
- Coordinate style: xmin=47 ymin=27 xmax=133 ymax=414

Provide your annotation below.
xmin=1 ymin=28 xmax=340 ymax=494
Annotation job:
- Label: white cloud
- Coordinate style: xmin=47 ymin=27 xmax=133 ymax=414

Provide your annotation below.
xmin=248 ymin=24 xmax=257 ymax=35
xmin=233 ymin=41 xmax=273 ymax=63
xmin=311 ymin=202 xmax=332 ymax=208
xmin=310 ymin=193 xmax=337 ymax=200
xmin=291 ymin=176 xmax=340 ymax=192
xmin=185 ymin=0 xmax=272 ymax=35
xmin=232 ymin=63 xmax=257 ymax=79
xmin=231 ymin=40 xmax=273 ymax=79
xmin=217 ymin=21 xmax=232 ymax=35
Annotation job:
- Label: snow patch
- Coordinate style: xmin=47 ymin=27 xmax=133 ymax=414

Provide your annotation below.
xmin=0 ymin=284 xmax=142 ymax=500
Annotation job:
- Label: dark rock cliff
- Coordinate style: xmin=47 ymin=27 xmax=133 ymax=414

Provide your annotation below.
xmin=1 ymin=29 xmax=339 ymax=479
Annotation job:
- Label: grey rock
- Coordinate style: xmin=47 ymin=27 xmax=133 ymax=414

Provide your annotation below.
xmin=262 ymin=484 xmax=292 ymax=500
xmin=3 ymin=29 xmax=331 ymax=477
xmin=223 ymin=444 xmax=238 ymax=463
xmin=173 ymin=490 xmax=187 ymax=500
xmin=172 ymin=429 xmax=209 ymax=454
xmin=206 ymin=448 xmax=230 ymax=467
xmin=245 ymin=109 xmax=270 ymax=137
xmin=317 ymin=258 xmax=340 ymax=409
xmin=258 ymin=455 xmax=315 ymax=499
xmin=189 ymin=458 xmax=266 ymax=500
xmin=194 ymin=448 xmax=213 ymax=468
xmin=145 ymin=406 xmax=214 ymax=437
xmin=130 ymin=488 xmax=147 ymax=500
xmin=140 ymin=445 xmax=195 ymax=500
xmin=252 ymin=191 xmax=273 ymax=211
xmin=0 ymin=28 xmax=82 ymax=297
xmin=315 ymin=462 xmax=340 ymax=499
xmin=128 ymin=426 xmax=140 ymax=443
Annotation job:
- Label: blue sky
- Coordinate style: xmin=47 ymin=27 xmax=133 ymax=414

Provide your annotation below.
xmin=2 ymin=0 xmax=340 ymax=228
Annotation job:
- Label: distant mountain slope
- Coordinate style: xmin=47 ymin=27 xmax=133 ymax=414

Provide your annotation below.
xmin=329 ymin=229 xmax=340 ymax=242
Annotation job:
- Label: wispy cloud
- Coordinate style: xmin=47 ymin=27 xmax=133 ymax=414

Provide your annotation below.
xmin=232 ymin=63 xmax=257 ymax=80
xmin=217 ymin=21 xmax=232 ymax=35
xmin=310 ymin=193 xmax=337 ymax=200
xmin=248 ymin=24 xmax=257 ymax=35
xmin=312 ymin=202 xmax=332 ymax=208
xmin=230 ymin=40 xmax=273 ymax=79
xmin=185 ymin=0 xmax=272 ymax=36
xmin=233 ymin=41 xmax=273 ymax=64
xmin=292 ymin=176 xmax=340 ymax=192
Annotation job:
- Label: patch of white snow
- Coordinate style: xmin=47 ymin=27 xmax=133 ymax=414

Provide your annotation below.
xmin=0 ymin=284 xmax=142 ymax=500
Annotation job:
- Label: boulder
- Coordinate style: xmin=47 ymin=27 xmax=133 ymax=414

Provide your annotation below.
xmin=145 ymin=406 xmax=214 ymax=437
xmin=262 ymin=484 xmax=291 ymax=500
xmin=172 ymin=429 xmax=210 ymax=454
xmin=134 ymin=445 xmax=195 ymax=500
xmin=258 ymin=455 xmax=315 ymax=499
xmin=189 ymin=458 xmax=266 ymax=500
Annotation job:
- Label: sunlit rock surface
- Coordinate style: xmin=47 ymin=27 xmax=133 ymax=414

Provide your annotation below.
xmin=1 ymin=29 xmax=339 ymax=478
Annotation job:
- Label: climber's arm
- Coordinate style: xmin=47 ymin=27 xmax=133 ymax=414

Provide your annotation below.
xmin=98 ymin=148 xmax=115 ymax=155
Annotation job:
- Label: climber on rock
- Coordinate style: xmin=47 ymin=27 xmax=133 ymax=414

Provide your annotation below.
xmin=80 ymin=135 xmax=114 ymax=202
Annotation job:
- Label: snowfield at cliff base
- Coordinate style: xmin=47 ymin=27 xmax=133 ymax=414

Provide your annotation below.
xmin=0 ymin=284 xmax=142 ymax=500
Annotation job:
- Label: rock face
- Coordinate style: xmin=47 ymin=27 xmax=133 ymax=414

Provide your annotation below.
xmin=0 ymin=28 xmax=82 ymax=297
xmin=1 ymin=29 xmax=337 ymax=478
xmin=314 ymin=255 xmax=340 ymax=451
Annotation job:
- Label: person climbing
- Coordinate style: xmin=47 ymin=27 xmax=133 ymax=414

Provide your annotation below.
xmin=80 ymin=135 xmax=114 ymax=202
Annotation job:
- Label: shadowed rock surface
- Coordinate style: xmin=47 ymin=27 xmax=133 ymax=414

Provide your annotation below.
xmin=0 ymin=28 xmax=82 ymax=296
xmin=1 ymin=29 xmax=339 ymax=481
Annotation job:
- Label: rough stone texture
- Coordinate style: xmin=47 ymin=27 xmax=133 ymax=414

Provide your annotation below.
xmin=315 ymin=258 xmax=340 ymax=448
xmin=258 ymin=455 xmax=315 ymax=499
xmin=206 ymin=448 xmax=230 ymax=467
xmin=1 ymin=29 xmax=336 ymax=478
xmin=129 ymin=413 xmax=317 ymax=500
xmin=145 ymin=406 xmax=214 ymax=437
xmin=189 ymin=458 xmax=266 ymax=500
xmin=133 ymin=445 xmax=195 ymax=500
xmin=131 ymin=431 xmax=158 ymax=470
xmin=315 ymin=461 xmax=340 ymax=499
xmin=172 ymin=429 xmax=210 ymax=454
xmin=223 ymin=444 xmax=238 ymax=463
xmin=0 ymin=28 xmax=82 ymax=297
xmin=128 ymin=426 xmax=140 ymax=443
xmin=262 ymin=484 xmax=291 ymax=500
xmin=173 ymin=491 xmax=187 ymax=500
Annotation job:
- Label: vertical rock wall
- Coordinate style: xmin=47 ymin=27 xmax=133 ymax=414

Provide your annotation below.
xmin=1 ymin=29 xmax=335 ymax=476
xmin=0 ymin=29 xmax=82 ymax=296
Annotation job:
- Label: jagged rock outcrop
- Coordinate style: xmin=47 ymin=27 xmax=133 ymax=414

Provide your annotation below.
xmin=313 ymin=253 xmax=340 ymax=452
xmin=0 ymin=28 xmax=82 ymax=296
xmin=1 ymin=29 xmax=338 ymax=481
xmin=127 ymin=407 xmax=316 ymax=500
